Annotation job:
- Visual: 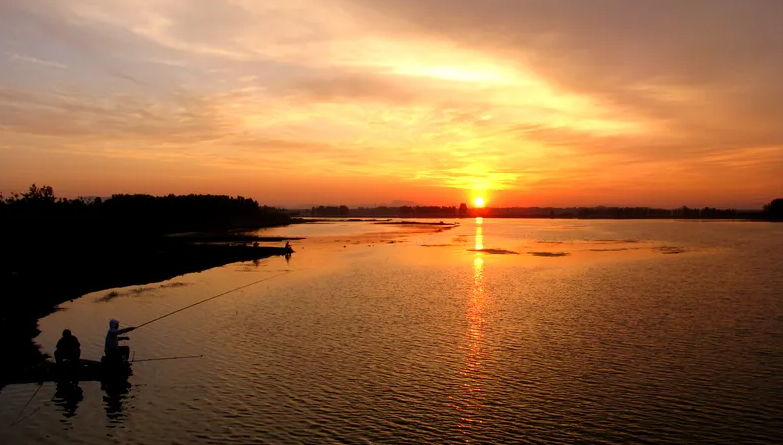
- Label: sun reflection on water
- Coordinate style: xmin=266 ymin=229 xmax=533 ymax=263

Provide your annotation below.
xmin=475 ymin=225 xmax=483 ymax=251
xmin=458 ymin=224 xmax=488 ymax=434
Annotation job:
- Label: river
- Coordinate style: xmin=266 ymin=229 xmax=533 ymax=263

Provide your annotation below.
xmin=1 ymin=219 xmax=782 ymax=444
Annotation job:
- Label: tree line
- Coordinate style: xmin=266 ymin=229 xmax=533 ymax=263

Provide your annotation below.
xmin=309 ymin=205 xmax=460 ymax=217
xmin=304 ymin=201 xmax=783 ymax=220
xmin=0 ymin=184 xmax=292 ymax=235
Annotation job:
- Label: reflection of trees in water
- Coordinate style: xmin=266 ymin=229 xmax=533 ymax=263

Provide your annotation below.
xmin=53 ymin=382 xmax=83 ymax=419
xmin=102 ymin=379 xmax=132 ymax=424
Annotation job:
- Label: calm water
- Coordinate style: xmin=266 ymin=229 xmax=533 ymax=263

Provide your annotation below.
xmin=1 ymin=219 xmax=782 ymax=444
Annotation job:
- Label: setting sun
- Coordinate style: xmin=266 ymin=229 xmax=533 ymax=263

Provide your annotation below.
xmin=473 ymin=197 xmax=486 ymax=207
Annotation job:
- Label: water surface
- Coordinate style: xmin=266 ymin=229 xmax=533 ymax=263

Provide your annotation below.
xmin=1 ymin=219 xmax=782 ymax=444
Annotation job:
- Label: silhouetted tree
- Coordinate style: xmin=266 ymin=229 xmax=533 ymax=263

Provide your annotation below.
xmin=458 ymin=203 xmax=468 ymax=217
xmin=764 ymin=198 xmax=783 ymax=219
xmin=22 ymin=184 xmax=56 ymax=203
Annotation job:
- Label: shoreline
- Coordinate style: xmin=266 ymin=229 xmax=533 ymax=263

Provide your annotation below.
xmin=313 ymin=215 xmax=782 ymax=222
xmin=0 ymin=224 xmax=304 ymax=383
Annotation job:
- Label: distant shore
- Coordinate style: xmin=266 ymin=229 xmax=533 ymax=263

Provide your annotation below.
xmin=306 ymin=214 xmax=782 ymax=222
xmin=301 ymin=201 xmax=782 ymax=221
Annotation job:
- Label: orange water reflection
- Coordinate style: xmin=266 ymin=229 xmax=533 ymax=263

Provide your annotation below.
xmin=475 ymin=218 xmax=483 ymax=250
xmin=458 ymin=222 xmax=487 ymax=434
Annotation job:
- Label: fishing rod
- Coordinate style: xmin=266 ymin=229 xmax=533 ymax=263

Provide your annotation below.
xmin=9 ymin=272 xmax=291 ymax=427
xmin=135 ymin=270 xmax=293 ymax=329
xmin=132 ymin=355 xmax=203 ymax=363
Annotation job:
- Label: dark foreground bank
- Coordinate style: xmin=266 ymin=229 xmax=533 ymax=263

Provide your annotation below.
xmin=0 ymin=187 xmax=304 ymax=383
xmin=0 ymin=235 xmax=300 ymax=385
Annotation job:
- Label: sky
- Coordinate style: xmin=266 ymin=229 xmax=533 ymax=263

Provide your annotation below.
xmin=1 ymin=0 xmax=781 ymax=209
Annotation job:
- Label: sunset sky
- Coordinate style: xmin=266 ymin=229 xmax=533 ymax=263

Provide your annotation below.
xmin=1 ymin=0 xmax=781 ymax=208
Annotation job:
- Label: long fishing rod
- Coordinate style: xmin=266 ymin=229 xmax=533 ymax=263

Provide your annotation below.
xmin=135 ymin=270 xmax=292 ymax=329
xmin=132 ymin=355 xmax=203 ymax=363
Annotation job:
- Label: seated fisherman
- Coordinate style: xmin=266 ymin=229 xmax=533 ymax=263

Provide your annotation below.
xmin=105 ymin=319 xmax=136 ymax=362
xmin=55 ymin=329 xmax=81 ymax=364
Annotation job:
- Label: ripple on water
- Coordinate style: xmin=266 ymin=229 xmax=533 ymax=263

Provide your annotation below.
xmin=1 ymin=220 xmax=782 ymax=444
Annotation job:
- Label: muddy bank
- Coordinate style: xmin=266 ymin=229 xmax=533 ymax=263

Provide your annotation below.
xmin=374 ymin=220 xmax=458 ymax=226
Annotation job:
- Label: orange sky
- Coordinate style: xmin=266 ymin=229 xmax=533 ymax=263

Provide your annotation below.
xmin=1 ymin=0 xmax=781 ymax=208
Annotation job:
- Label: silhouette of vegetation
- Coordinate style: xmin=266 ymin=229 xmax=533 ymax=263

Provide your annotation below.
xmin=763 ymin=198 xmax=783 ymax=220
xmin=310 ymin=205 xmax=350 ymax=217
xmin=308 ymin=205 xmax=460 ymax=218
xmin=1 ymin=184 xmax=298 ymax=382
xmin=1 ymin=185 xmax=290 ymax=234
xmin=322 ymin=203 xmax=778 ymax=220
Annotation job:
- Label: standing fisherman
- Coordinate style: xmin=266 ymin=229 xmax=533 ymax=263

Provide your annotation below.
xmin=105 ymin=319 xmax=136 ymax=362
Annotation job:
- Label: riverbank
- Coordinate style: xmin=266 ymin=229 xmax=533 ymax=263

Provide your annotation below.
xmin=0 ymin=225 xmax=304 ymax=383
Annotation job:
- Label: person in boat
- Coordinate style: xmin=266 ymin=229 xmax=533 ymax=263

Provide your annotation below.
xmin=105 ymin=319 xmax=135 ymax=362
xmin=55 ymin=329 xmax=81 ymax=364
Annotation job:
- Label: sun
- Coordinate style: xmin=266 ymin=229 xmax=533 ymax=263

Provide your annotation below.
xmin=473 ymin=197 xmax=486 ymax=208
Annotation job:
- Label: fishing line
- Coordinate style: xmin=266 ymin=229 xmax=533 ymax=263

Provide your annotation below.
xmin=9 ymin=382 xmax=44 ymax=427
xmin=131 ymin=355 xmax=203 ymax=363
xmin=9 ymin=405 xmax=43 ymax=427
xmin=135 ymin=270 xmax=293 ymax=329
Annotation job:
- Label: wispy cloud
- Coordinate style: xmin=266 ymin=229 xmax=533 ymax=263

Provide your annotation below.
xmin=6 ymin=52 xmax=67 ymax=69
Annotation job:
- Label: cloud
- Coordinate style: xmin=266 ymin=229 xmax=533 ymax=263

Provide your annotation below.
xmin=6 ymin=52 xmax=67 ymax=69
xmin=0 ymin=85 xmax=237 ymax=143
xmin=336 ymin=0 xmax=783 ymax=139
xmin=0 ymin=0 xmax=781 ymax=206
